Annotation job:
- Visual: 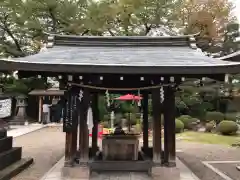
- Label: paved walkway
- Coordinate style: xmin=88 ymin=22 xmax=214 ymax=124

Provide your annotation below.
xmin=7 ymin=124 xmax=45 ymax=137
xmin=11 ymin=126 xmax=65 ymax=180
xmin=40 ymin=156 xmax=199 ymax=180
xmin=7 ymin=123 xmax=63 ymax=137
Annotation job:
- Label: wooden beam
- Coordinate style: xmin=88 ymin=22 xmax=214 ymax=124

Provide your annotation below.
xmin=71 ymin=127 xmax=78 ymax=163
xmin=63 ymin=87 xmax=79 ymax=166
xmin=38 ymin=96 xmax=43 ymax=123
xmin=78 ymin=88 xmax=90 ymax=164
xmin=142 ymin=92 xmax=149 ymax=152
xmin=163 ymin=87 xmax=169 ymax=165
xmin=151 ymin=88 xmax=162 ymax=164
xmin=164 ymin=85 xmax=176 ymax=167
xmin=65 ymin=132 xmax=73 ymax=166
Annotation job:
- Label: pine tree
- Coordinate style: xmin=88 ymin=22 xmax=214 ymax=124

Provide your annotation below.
xmin=221 ymin=23 xmax=239 ymax=55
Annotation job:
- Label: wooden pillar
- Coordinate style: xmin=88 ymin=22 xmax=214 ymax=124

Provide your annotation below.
xmin=92 ymin=93 xmax=99 ymax=156
xmin=38 ymin=96 xmax=43 ymax=123
xmin=151 ymin=88 xmax=162 ymax=164
xmin=63 ymin=84 xmax=79 ymax=166
xmin=65 ymin=132 xmax=74 ymax=166
xmin=164 ymin=85 xmax=176 ymax=167
xmin=71 ymin=127 xmax=78 ymax=162
xmin=163 ymin=86 xmax=169 ymax=165
xmin=142 ymin=92 xmax=149 ymax=152
xmin=78 ymin=88 xmax=90 ymax=164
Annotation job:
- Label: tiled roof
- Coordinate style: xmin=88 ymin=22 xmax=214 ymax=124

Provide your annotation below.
xmin=0 ymin=34 xmax=240 ymax=74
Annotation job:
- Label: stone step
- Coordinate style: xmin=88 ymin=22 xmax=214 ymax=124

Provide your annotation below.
xmin=0 ymin=157 xmax=33 ymax=180
xmin=0 ymin=147 xmax=22 ymax=171
xmin=0 ymin=136 xmax=12 ymax=154
xmin=8 ymin=121 xmax=26 ymax=126
xmin=0 ymin=130 xmax=7 ymax=139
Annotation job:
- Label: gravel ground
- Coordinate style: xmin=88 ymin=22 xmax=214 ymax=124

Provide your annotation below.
xmin=11 ymin=126 xmax=65 ymax=180
xmin=212 ymin=163 xmax=240 ymax=180
xmin=177 ymin=141 xmax=240 ymax=180
xmin=177 ymin=141 xmax=240 ymax=161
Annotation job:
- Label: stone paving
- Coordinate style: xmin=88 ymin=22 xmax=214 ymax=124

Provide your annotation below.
xmin=7 ymin=123 xmax=63 ymax=138
xmin=7 ymin=124 xmax=45 ymax=137
xmin=11 ymin=126 xmax=66 ymax=180
xmin=40 ymin=156 xmax=199 ymax=180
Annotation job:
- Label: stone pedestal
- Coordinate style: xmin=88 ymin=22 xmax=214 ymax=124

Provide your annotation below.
xmin=0 ymin=119 xmax=9 ymax=130
xmin=152 ymin=166 xmax=180 ymax=180
xmin=0 ymin=128 xmax=33 ymax=180
xmin=102 ymin=135 xmax=139 ymax=160
xmin=62 ymin=166 xmax=90 ymax=179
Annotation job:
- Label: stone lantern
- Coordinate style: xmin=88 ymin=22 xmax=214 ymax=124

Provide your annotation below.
xmin=13 ymin=94 xmax=28 ymax=125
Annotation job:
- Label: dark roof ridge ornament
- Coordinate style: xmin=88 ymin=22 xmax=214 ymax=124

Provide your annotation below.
xmin=44 ymin=31 xmax=201 ymax=48
xmin=46 ymin=35 xmax=55 ymax=48
xmin=189 ymin=36 xmax=197 ymax=49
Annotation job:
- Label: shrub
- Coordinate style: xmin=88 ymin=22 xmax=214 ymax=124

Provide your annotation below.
xmin=129 ymin=115 xmax=137 ymax=125
xmin=178 ymin=115 xmax=192 ymax=121
xmin=206 ymin=111 xmax=224 ymax=124
xmin=205 ymin=121 xmax=215 ymax=132
xmin=188 ymin=118 xmax=200 ymax=130
xmin=134 ymin=123 xmax=142 ymax=134
xmin=175 ymin=119 xmax=184 ymax=133
xmin=178 ymin=115 xmax=192 ymax=129
xmin=101 ymin=121 xmax=110 ymax=128
xmin=103 ymin=114 xmax=109 ymax=121
xmin=217 ymin=120 xmax=239 ymax=135
xmin=225 ymin=113 xmax=237 ymax=122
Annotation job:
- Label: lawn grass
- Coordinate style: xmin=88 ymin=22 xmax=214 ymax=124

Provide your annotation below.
xmin=177 ymin=131 xmax=240 ymax=146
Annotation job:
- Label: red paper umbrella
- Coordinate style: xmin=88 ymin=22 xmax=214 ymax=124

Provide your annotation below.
xmin=115 ymin=94 xmax=142 ymax=101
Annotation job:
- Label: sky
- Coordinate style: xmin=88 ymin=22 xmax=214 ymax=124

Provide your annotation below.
xmin=234 ymin=0 xmax=240 ymax=23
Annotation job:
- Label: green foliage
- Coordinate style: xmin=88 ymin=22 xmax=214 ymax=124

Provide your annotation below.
xmin=178 ymin=115 xmax=200 ymax=130
xmin=178 ymin=115 xmax=192 ymax=120
xmin=102 ymin=114 xmax=109 ymax=122
xmin=175 ymin=100 xmax=188 ymax=111
xmin=224 ymin=113 xmax=237 ymax=122
xmin=178 ymin=115 xmax=191 ymax=129
xmin=0 ymin=76 xmax=50 ymax=95
xmin=221 ymin=22 xmax=239 ymax=55
xmin=129 ymin=114 xmax=137 ymax=125
xmin=101 ymin=121 xmax=110 ymax=128
xmin=134 ymin=123 xmax=142 ymax=134
xmin=206 ymin=111 xmax=224 ymax=123
xmin=217 ymin=120 xmax=239 ymax=135
xmin=187 ymin=118 xmax=200 ymax=130
xmin=98 ymin=96 xmax=108 ymax=121
xmin=175 ymin=119 xmax=184 ymax=133
xmin=0 ymin=0 xmax=236 ymax=58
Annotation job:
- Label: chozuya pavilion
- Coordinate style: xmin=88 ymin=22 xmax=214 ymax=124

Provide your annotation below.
xmin=1 ymin=33 xmax=240 ymax=179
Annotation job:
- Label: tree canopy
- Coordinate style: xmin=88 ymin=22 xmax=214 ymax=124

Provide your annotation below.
xmin=0 ymin=0 xmax=238 ymax=58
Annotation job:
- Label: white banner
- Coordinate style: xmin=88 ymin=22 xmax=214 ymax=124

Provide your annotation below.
xmin=0 ymin=98 xmax=12 ymax=118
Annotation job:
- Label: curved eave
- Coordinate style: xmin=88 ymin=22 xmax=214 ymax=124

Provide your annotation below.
xmin=219 ymin=51 xmax=240 ymax=61
xmin=1 ymin=60 xmax=240 ymax=75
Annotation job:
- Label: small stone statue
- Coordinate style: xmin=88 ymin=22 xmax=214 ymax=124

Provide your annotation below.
xmin=113 ymin=123 xmax=125 ymax=135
